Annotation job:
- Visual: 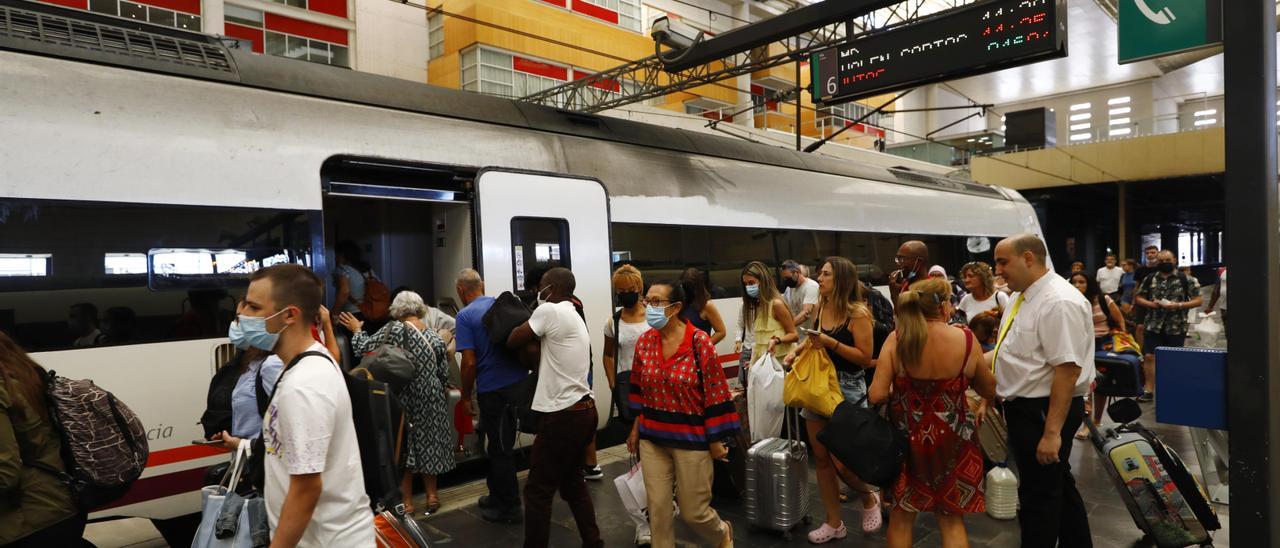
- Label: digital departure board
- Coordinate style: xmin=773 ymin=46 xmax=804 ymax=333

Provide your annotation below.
xmin=811 ymin=0 xmax=1067 ymax=106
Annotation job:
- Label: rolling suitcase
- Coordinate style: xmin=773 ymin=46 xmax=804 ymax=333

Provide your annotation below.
xmin=1095 ymin=351 xmax=1145 ymax=397
xmin=743 ymin=409 xmax=811 ymax=539
xmin=375 ymin=505 xmax=431 ymax=547
xmin=1087 ymin=403 xmax=1219 ymax=547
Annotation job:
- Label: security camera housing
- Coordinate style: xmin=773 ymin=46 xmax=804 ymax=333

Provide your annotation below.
xmin=650 ymin=17 xmax=701 ymax=50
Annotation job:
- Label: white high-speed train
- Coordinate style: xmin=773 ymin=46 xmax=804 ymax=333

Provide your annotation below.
xmin=0 ymin=0 xmax=1043 ymax=529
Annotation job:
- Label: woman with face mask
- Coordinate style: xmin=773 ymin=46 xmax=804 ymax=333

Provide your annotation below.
xmin=626 ymin=280 xmax=740 ymax=548
xmin=741 ymin=261 xmax=799 ymax=369
xmin=604 ymin=265 xmax=647 ymax=421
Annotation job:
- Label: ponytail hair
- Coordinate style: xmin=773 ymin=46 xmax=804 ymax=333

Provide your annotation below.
xmin=893 ymin=277 xmax=952 ymax=372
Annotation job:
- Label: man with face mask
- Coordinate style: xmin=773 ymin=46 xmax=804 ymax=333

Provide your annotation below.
xmin=781 ymin=260 xmax=819 ymax=339
xmin=889 ymin=241 xmax=931 ymax=303
xmin=991 ymin=234 xmax=1095 ymax=548
xmin=238 ymin=264 xmax=373 ymax=548
xmin=1133 ymin=250 xmax=1202 ymax=402
xmin=506 ymin=267 xmax=603 ymax=548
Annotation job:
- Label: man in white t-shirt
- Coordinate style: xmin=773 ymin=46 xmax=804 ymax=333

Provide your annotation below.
xmin=506 ymin=267 xmax=603 ymax=548
xmin=238 ymin=264 xmax=373 ymax=548
xmin=1095 ymin=254 xmax=1124 ymax=300
xmin=781 ymin=260 xmax=819 ymax=338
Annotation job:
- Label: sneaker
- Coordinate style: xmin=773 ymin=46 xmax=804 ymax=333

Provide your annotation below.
xmin=477 ymin=495 xmax=497 ymax=510
xmin=634 ymin=528 xmax=652 ymax=547
xmin=480 ymin=506 xmax=522 ymax=524
xmin=1136 ymin=391 xmax=1154 ymax=403
xmin=584 ymin=465 xmax=604 ymax=480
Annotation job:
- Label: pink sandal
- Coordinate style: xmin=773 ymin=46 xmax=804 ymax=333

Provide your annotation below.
xmin=807 ymin=522 xmax=847 ymax=544
xmin=862 ymin=492 xmax=883 ymax=534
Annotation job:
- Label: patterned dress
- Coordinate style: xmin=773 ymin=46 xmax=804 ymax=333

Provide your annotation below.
xmin=889 ymin=328 xmax=985 ymax=514
xmin=353 ymin=321 xmax=456 ymax=476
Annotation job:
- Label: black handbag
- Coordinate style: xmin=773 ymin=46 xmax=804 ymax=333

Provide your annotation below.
xmin=510 ymin=372 xmax=542 ymax=435
xmin=817 ymin=397 xmax=907 ymax=490
xmin=360 ymin=344 xmax=416 ymax=392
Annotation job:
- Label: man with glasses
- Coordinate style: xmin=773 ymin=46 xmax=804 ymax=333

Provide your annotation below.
xmin=889 ymin=240 xmax=931 ymax=302
xmin=1133 ymin=250 xmax=1202 ymax=402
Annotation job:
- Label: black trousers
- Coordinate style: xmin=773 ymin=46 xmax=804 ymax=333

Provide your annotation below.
xmin=1005 ymin=396 xmax=1093 ymax=548
xmin=478 ymin=387 xmax=521 ymax=510
xmin=523 ymin=405 xmax=602 ymax=548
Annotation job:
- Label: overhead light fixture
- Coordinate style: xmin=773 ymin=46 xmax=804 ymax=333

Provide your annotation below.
xmin=1070 ymin=103 xmax=1092 ymax=111
xmin=1069 ymin=113 xmax=1091 ymax=121
xmin=1110 ymin=107 xmax=1131 ymax=116
xmin=967 ymin=138 xmax=976 ymax=142
xmin=1070 ymin=133 xmax=1090 ymax=141
xmin=1108 ymin=97 xmax=1131 ymax=106
xmin=1110 ymin=117 xmax=1131 ymax=125
xmin=1195 ymin=119 xmax=1217 ymax=126
xmin=1109 ymin=128 xmax=1132 ymax=137
xmin=1070 ymin=123 xmax=1091 ymax=131
xmin=1194 ymin=109 xmax=1218 ymax=117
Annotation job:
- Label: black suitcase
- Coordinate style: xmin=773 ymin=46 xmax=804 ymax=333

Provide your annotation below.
xmin=348 ymin=367 xmax=404 ymax=511
xmin=1095 ymin=351 xmax=1145 ymax=397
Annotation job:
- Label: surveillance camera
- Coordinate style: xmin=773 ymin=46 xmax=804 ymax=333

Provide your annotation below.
xmin=651 ymin=17 xmax=702 ymax=50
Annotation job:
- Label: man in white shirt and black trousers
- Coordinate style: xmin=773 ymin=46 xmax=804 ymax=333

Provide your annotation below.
xmin=506 ymin=267 xmax=604 ymax=548
xmin=992 ymin=234 xmax=1096 ymax=548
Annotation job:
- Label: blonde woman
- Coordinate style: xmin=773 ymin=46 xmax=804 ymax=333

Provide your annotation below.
xmin=603 ymin=265 xmax=647 ymax=424
xmin=957 ymin=262 xmax=1009 ymax=323
xmin=740 ymin=261 xmax=798 ymax=365
xmin=869 ymin=278 xmax=996 ymax=548
xmin=782 ymin=257 xmax=881 ymax=541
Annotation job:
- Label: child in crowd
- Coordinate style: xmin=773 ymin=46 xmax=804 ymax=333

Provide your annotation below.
xmin=968 ymin=311 xmax=1000 ymax=353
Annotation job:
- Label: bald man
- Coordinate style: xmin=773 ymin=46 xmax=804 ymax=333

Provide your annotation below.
xmin=991 ymin=234 xmax=1095 ymax=548
xmin=889 ymin=240 xmax=930 ymax=302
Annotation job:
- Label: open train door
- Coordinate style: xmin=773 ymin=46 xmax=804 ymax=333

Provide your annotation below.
xmin=475 ymin=169 xmax=613 ymax=424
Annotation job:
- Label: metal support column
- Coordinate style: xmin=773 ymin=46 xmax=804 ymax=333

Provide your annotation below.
xmin=1117 ymin=182 xmax=1128 ymax=260
xmin=1224 ymin=0 xmax=1279 ymax=543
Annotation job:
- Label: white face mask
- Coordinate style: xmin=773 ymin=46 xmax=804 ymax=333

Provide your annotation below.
xmin=535 ymin=284 xmax=553 ymax=307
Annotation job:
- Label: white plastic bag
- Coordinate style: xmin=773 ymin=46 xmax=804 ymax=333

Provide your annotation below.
xmin=746 ymin=353 xmax=786 ymax=442
xmin=613 ymin=459 xmax=647 ymax=530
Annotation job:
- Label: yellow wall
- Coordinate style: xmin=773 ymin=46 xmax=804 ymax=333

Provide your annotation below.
xmin=424 ymin=0 xmax=881 ymax=150
xmin=971 ymin=127 xmax=1225 ymax=189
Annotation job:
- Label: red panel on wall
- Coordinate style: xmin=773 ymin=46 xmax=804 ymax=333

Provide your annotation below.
xmin=38 ymin=0 xmax=88 ymax=10
xmin=540 ymin=0 xmax=568 ymax=6
xmin=307 ymin=0 xmax=347 ymax=19
xmin=514 ymin=56 xmax=568 ymax=80
xmin=570 ymin=0 xmax=617 ymax=24
xmin=265 ymin=12 xmax=348 ymax=45
xmin=224 ymin=22 xmax=264 ymax=54
xmin=136 ymin=0 xmax=199 ymax=15
xmin=573 ymin=69 xmax=620 ymax=92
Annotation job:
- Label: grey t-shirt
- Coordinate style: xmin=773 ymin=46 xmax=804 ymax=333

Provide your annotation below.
xmin=784 ymin=277 xmax=820 ymax=336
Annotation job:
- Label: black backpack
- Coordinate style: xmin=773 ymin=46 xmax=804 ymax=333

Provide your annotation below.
xmin=200 ymin=351 xmax=270 ymax=439
xmin=862 ymin=281 xmax=895 ymax=359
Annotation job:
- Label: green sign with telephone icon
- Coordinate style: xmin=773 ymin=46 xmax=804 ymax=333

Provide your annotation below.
xmin=1119 ymin=0 xmax=1221 ymax=64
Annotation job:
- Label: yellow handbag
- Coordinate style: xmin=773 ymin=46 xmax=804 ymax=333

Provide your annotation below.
xmin=1109 ymin=330 xmax=1142 ymax=355
xmin=783 ymin=343 xmax=843 ymax=417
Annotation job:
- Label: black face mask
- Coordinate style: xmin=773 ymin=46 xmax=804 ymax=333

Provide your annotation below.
xmin=783 ymin=277 xmax=798 ymax=289
xmin=1158 ymin=263 xmax=1176 ymax=274
xmin=616 ymin=291 xmax=640 ymax=308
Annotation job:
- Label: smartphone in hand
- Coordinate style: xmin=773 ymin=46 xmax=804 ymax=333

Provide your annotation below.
xmin=191 ymin=439 xmax=223 ymax=446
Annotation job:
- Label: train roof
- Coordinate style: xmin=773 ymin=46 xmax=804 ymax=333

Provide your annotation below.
xmin=0 ymin=0 xmax=1009 ymax=201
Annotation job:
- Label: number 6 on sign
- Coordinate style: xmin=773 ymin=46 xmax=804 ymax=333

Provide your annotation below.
xmin=826 ymin=76 xmax=837 ymax=95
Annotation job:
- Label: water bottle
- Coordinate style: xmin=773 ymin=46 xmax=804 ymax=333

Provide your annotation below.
xmin=986 ymin=464 xmax=1018 ymax=520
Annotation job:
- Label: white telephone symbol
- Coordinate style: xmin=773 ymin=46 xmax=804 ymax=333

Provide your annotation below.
xmin=1134 ymin=0 xmax=1176 ymax=25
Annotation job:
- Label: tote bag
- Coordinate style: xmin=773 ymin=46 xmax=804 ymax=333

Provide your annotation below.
xmin=193 ymin=441 xmax=265 ymax=548
xmin=782 ymin=344 xmax=843 ymax=417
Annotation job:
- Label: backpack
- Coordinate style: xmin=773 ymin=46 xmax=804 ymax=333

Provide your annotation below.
xmin=200 ymin=352 xmax=271 ymax=439
xmin=359 ymin=271 xmax=392 ymax=321
xmin=37 ymin=370 xmax=149 ymax=511
xmin=862 ymin=282 xmax=895 ymax=359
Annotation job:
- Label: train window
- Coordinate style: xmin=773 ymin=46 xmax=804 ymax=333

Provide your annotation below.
xmin=0 ymin=254 xmax=50 ymax=277
xmin=612 ymin=222 xmax=1002 ymax=298
xmin=510 ymin=218 xmax=570 ymax=293
xmin=0 ymin=198 xmax=311 ymax=353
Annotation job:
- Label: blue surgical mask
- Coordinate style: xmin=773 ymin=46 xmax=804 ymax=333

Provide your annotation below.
xmin=232 ymin=309 xmax=288 ymax=352
xmin=227 ymin=319 xmax=250 ymax=350
xmin=646 ymin=304 xmax=673 ymax=330
xmin=745 ymin=284 xmax=760 ymax=298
